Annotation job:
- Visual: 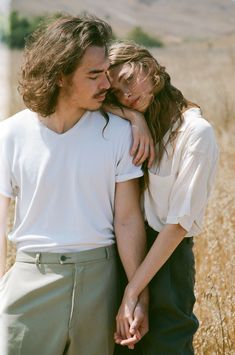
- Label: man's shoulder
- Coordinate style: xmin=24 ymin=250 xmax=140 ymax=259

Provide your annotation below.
xmin=104 ymin=112 xmax=131 ymax=134
xmin=107 ymin=112 xmax=131 ymax=129
xmin=106 ymin=113 xmax=132 ymax=145
xmin=0 ymin=109 xmax=34 ymax=137
xmin=89 ymin=110 xmax=132 ymax=140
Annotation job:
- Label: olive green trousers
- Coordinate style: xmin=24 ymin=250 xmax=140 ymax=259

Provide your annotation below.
xmin=0 ymin=245 xmax=118 ymax=355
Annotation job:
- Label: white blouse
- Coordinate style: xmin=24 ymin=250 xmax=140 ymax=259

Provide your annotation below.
xmin=144 ymin=108 xmax=219 ymax=237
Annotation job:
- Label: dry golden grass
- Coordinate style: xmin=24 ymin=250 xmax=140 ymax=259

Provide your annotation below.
xmin=4 ymin=38 xmax=235 ymax=354
xmin=192 ymin=125 xmax=235 ymax=354
xmin=193 ymin=132 xmax=235 ymax=355
xmin=155 ymin=41 xmax=235 ymax=354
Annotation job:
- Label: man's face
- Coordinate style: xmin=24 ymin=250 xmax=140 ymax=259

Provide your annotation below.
xmin=59 ymin=46 xmax=110 ymax=113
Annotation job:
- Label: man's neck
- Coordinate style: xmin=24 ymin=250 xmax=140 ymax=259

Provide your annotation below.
xmin=41 ymin=106 xmax=86 ymax=134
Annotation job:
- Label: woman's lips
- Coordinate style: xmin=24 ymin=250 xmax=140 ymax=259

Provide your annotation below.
xmin=128 ymin=97 xmax=140 ymax=108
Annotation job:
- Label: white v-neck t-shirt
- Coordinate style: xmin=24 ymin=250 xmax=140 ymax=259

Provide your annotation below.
xmin=144 ymin=108 xmax=219 ymax=237
xmin=0 ymin=109 xmax=143 ymax=252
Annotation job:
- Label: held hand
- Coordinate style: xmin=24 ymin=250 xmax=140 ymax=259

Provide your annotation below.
xmin=114 ymin=330 xmax=141 ymax=350
xmin=130 ymin=299 xmax=149 ymax=339
xmin=114 ymin=300 xmax=149 ymax=349
xmin=130 ymin=112 xmax=155 ymax=168
xmin=115 ymin=291 xmax=138 ymax=349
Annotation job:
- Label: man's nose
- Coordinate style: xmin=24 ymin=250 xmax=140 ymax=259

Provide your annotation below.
xmin=100 ymin=74 xmax=111 ymax=90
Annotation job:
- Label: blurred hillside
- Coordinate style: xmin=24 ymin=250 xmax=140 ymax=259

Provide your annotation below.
xmin=3 ymin=0 xmax=235 ymax=44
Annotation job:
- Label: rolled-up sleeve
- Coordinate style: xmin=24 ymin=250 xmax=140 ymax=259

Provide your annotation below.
xmin=166 ymin=128 xmax=219 ymax=233
xmin=115 ymin=126 xmax=143 ymax=183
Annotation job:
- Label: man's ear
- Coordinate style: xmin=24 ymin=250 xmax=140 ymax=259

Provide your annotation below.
xmin=57 ymin=74 xmax=64 ymax=87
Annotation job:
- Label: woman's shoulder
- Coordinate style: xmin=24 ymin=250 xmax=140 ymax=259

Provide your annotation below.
xmin=183 ymin=107 xmax=212 ymax=128
xmin=181 ymin=108 xmax=218 ymax=153
xmin=183 ymin=107 xmax=215 ymax=137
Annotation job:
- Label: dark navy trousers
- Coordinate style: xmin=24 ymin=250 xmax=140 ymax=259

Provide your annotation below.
xmin=114 ymin=224 xmax=199 ymax=355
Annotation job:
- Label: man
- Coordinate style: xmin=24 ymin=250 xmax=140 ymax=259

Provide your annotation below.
xmin=0 ymin=15 xmax=147 ymax=355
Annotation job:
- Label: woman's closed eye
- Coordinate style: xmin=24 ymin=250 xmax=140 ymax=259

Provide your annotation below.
xmin=123 ymin=74 xmax=134 ymax=84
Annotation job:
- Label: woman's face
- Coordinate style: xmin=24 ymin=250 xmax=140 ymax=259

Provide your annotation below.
xmin=108 ymin=63 xmax=154 ymax=113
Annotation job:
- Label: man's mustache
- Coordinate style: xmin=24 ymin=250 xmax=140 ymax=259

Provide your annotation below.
xmin=93 ymin=90 xmax=108 ymax=99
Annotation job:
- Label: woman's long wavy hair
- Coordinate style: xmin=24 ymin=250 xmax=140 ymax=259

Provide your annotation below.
xmin=108 ymin=42 xmax=199 ymax=170
xmin=18 ymin=14 xmax=112 ymax=117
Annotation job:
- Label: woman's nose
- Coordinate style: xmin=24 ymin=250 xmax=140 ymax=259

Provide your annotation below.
xmin=124 ymin=91 xmax=132 ymax=98
xmin=121 ymin=91 xmax=132 ymax=105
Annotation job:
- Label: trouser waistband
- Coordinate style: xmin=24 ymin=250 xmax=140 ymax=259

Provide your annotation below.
xmin=16 ymin=244 xmax=116 ymax=265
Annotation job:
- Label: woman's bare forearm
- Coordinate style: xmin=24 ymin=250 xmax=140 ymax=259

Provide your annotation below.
xmin=125 ymin=224 xmax=187 ymax=298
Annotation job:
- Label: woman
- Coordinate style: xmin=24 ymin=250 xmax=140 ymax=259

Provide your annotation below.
xmin=104 ymin=42 xmax=219 ymax=354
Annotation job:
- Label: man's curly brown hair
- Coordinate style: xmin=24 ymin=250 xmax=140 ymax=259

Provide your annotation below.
xmin=18 ymin=14 xmax=112 ymax=117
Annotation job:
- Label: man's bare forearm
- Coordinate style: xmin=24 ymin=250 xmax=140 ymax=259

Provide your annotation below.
xmin=115 ymin=213 xmax=146 ymax=281
xmin=114 ymin=180 xmax=149 ymax=342
xmin=114 ymin=179 xmax=147 ymax=281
